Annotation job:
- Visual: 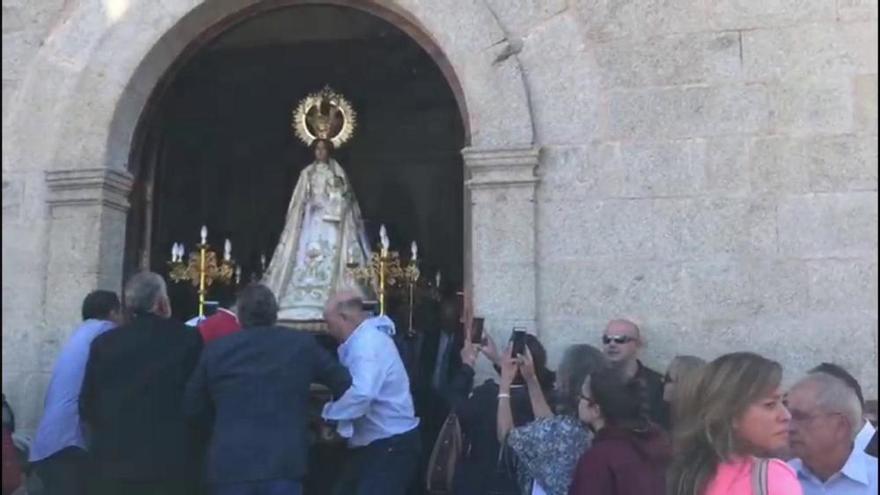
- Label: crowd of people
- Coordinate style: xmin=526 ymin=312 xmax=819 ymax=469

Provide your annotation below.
xmin=5 ymin=270 xmax=878 ymax=495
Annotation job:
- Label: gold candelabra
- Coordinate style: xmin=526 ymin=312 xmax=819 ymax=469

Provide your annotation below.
xmin=346 ymin=226 xmax=420 ymax=332
xmin=167 ymin=226 xmax=236 ymax=318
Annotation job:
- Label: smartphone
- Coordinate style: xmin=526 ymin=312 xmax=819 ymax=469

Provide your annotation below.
xmin=511 ymin=328 xmax=527 ymax=356
xmin=471 ymin=317 xmax=485 ymax=344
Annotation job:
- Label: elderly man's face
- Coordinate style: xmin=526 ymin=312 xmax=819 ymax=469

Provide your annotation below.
xmin=602 ymin=320 xmax=640 ymax=364
xmin=787 ymin=381 xmax=849 ymax=462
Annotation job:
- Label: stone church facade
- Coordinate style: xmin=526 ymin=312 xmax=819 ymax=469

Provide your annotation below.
xmin=3 ymin=0 xmax=877 ymax=432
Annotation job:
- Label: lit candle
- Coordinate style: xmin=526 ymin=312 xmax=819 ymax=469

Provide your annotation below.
xmin=411 ymin=241 xmax=418 ymax=262
xmin=170 ymin=243 xmax=176 ymax=262
xmin=224 ymin=239 xmax=232 ymax=261
xmin=379 ymin=225 xmax=389 ymax=255
xmin=200 ymin=225 xmax=207 ymax=244
xmin=235 ymin=266 xmax=242 ymax=284
xmin=175 ymin=243 xmax=183 ymax=262
xmin=435 ymin=271 xmax=441 ymax=288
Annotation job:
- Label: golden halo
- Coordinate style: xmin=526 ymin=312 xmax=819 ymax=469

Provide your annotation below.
xmin=291 ymin=86 xmax=357 ymax=148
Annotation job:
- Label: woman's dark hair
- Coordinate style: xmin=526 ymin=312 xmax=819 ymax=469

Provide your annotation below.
xmin=81 ymin=290 xmax=121 ymax=321
xmin=237 ymin=283 xmax=279 ymax=327
xmin=587 ymin=366 xmax=650 ymax=430
xmin=555 ymin=344 xmax=608 ymax=416
xmin=524 ymin=334 xmax=554 ymax=390
xmin=493 ymin=334 xmax=555 ymax=390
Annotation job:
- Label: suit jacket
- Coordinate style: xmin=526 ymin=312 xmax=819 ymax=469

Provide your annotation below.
xmin=80 ymin=312 xmax=203 ymax=481
xmin=183 ymin=326 xmax=351 ymax=484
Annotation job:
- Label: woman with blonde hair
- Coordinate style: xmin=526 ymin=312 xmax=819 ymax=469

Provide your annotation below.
xmin=662 ymin=355 xmax=706 ymax=426
xmin=667 ymin=352 xmax=802 ymax=495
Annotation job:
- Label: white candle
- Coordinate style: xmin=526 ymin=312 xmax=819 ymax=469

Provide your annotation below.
xmin=260 ymin=254 xmax=266 ymax=270
xmin=224 ymin=239 xmax=232 ymax=261
xmin=379 ymin=225 xmax=389 ymax=253
xmin=411 ymin=241 xmax=418 ymax=262
xmin=170 ymin=243 xmax=176 ymax=262
xmin=175 ymin=243 xmax=183 ymax=262
xmin=200 ymin=225 xmax=207 ymax=244
xmin=435 ymin=271 xmax=441 ymax=288
xmin=235 ymin=266 xmax=242 ymax=284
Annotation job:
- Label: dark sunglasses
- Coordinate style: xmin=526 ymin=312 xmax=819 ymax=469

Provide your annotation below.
xmin=602 ymin=335 xmax=636 ymax=345
xmin=663 ymin=374 xmax=675 ymax=384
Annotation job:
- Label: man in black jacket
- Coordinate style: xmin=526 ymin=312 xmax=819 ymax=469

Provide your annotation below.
xmin=80 ymin=271 xmax=204 ymax=495
xmin=600 ymin=319 xmax=669 ymax=429
xmin=183 ymin=283 xmax=351 ymax=495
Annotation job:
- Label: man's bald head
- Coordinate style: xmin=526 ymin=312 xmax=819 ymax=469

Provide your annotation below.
xmin=323 ymin=288 xmax=367 ymax=341
xmin=602 ymin=319 xmax=643 ymax=366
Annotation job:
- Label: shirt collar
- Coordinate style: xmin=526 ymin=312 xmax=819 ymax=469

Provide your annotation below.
xmin=792 ymin=446 xmax=871 ymax=486
xmin=839 ymin=446 xmax=870 ymax=485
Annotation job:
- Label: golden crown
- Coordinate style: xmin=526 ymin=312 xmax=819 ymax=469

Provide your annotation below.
xmin=291 ymin=86 xmax=357 ymax=148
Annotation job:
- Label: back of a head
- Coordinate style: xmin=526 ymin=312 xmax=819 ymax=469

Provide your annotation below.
xmin=589 ymin=366 xmax=648 ymax=430
xmin=237 ymin=283 xmax=279 ymax=328
xmin=124 ymin=272 xmax=168 ymax=315
xmin=556 ymin=344 xmax=608 ymax=416
xmin=668 ymin=352 xmax=782 ymax=495
xmin=81 ymin=290 xmax=121 ymax=321
xmin=523 ymin=334 xmax=554 ymax=389
xmin=809 ymin=362 xmax=864 ymax=411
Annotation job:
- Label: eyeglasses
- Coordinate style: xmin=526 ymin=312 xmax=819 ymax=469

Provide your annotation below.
xmin=790 ymin=410 xmax=841 ymax=424
xmin=579 ymin=394 xmax=596 ymax=406
xmin=663 ymin=374 xmax=675 ymax=385
xmin=602 ymin=335 xmax=637 ymax=345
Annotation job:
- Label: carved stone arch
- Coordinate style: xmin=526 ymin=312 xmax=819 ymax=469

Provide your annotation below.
xmin=4 ymin=0 xmax=540 ymax=338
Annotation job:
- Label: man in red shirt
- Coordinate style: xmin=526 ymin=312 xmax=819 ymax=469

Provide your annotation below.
xmin=198 ymin=294 xmax=242 ymax=344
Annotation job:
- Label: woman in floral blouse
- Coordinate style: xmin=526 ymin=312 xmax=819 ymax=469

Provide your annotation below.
xmin=497 ymin=343 xmax=608 ymax=495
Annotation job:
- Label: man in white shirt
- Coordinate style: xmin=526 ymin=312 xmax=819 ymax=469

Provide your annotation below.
xmin=809 ymin=363 xmax=876 ymax=453
xmin=322 ymin=290 xmax=421 ymax=495
xmin=788 ymin=372 xmax=878 ymax=495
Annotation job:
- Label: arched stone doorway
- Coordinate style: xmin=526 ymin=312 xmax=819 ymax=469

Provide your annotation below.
xmin=126 ymin=4 xmax=469 ymax=321
xmin=5 ymin=0 xmax=540 ymax=352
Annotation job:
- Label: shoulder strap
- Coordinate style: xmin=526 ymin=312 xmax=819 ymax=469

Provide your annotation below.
xmin=750 ymin=457 xmax=769 ymax=495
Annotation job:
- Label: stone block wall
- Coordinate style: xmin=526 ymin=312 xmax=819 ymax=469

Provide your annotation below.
xmin=486 ymin=0 xmax=877 ymax=394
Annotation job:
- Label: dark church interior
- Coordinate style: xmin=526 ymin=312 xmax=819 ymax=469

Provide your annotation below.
xmin=125 ymin=5 xmax=465 ymax=322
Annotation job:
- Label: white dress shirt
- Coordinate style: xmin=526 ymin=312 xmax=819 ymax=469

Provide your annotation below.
xmin=790 ymin=444 xmax=878 ymax=495
xmin=322 ymin=316 xmax=419 ymax=447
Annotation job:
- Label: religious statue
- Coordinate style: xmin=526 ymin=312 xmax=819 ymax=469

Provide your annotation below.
xmin=263 ymin=87 xmax=371 ymax=321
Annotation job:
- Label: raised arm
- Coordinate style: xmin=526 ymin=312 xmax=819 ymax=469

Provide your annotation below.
xmin=496 ymin=347 xmax=519 ymax=443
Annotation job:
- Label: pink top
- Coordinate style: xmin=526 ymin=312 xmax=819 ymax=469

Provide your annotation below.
xmin=705 ymin=457 xmax=803 ymax=495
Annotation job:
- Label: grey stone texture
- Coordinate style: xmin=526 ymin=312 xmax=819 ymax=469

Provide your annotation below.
xmin=3 ymin=0 xmax=877 ymax=432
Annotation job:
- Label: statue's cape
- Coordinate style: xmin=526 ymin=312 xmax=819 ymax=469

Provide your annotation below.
xmin=263 ymin=159 xmax=371 ymax=312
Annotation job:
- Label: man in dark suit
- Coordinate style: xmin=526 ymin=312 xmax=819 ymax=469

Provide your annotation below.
xmin=80 ymin=271 xmax=204 ymax=495
xmin=183 ymin=283 xmax=351 ymax=495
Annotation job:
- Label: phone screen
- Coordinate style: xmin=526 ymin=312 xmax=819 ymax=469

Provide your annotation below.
xmin=511 ymin=328 xmax=527 ymax=356
xmin=471 ymin=317 xmax=484 ymax=344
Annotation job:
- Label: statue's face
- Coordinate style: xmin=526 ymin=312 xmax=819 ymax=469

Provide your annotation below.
xmin=314 ymin=141 xmax=330 ymax=163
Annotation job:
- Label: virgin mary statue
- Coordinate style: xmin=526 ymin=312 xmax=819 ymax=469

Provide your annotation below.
xmin=263 ymin=88 xmax=371 ymax=321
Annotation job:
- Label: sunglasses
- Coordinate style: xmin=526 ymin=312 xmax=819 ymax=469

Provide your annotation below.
xmin=663 ymin=374 xmax=675 ymax=384
xmin=602 ymin=335 xmax=637 ymax=345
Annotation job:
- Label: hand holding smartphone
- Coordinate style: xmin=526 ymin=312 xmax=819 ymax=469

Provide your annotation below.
xmin=470 ymin=317 xmax=485 ymax=344
xmin=511 ymin=327 xmax=527 ymax=356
